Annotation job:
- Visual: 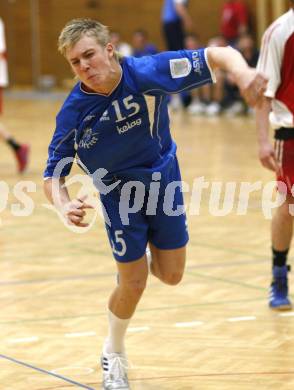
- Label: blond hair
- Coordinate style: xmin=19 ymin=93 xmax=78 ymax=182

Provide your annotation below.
xmin=58 ymin=18 xmax=109 ymax=56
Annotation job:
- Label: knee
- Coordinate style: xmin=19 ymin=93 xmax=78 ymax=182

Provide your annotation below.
xmin=277 ymin=201 xmax=293 ymax=220
xmin=121 ymin=278 xmax=147 ymax=298
xmin=161 ymin=271 xmax=183 ymax=286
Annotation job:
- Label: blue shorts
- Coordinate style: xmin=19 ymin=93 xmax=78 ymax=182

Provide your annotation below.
xmin=100 ymin=157 xmax=189 ymax=262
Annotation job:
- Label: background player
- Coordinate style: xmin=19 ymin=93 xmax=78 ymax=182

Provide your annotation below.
xmin=161 ymin=0 xmax=194 ymax=111
xmin=256 ymin=1 xmax=294 ymax=310
xmin=0 ymin=16 xmax=29 ymax=173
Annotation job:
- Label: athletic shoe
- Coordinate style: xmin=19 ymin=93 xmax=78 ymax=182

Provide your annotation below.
xmin=15 ymin=144 xmax=30 ymax=173
xmin=224 ymin=101 xmax=244 ymax=117
xmin=101 ymin=351 xmax=130 ymax=389
xmin=169 ymin=94 xmax=182 ymax=112
xmin=269 ymin=265 xmax=292 ymax=310
xmin=188 ymin=100 xmax=206 ymax=115
xmin=205 ymin=102 xmax=221 ymax=116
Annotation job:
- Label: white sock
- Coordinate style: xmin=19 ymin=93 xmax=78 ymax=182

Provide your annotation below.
xmin=104 ymin=309 xmax=131 ymax=354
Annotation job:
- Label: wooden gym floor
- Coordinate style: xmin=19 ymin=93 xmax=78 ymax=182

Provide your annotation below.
xmin=0 ymin=97 xmax=293 ymax=390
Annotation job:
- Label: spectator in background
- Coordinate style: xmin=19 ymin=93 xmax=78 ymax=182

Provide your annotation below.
xmin=188 ymin=33 xmax=259 ymax=117
xmin=185 ymin=32 xmax=207 ymax=114
xmin=223 ymin=33 xmax=259 ymax=116
xmin=203 ymin=36 xmax=227 ymax=116
xmin=238 ymin=32 xmax=259 ymax=66
xmin=132 ymin=29 xmax=157 ymax=57
xmin=184 ymin=32 xmax=201 ymax=52
xmin=0 ymin=17 xmax=29 ymax=173
xmin=109 ymin=31 xmax=132 ymax=57
xmin=189 ymin=35 xmax=227 ymax=116
xmin=161 ymin=0 xmax=194 ymax=111
xmin=220 ymin=0 xmax=249 ymax=45
xmin=161 ymin=0 xmax=193 ymax=51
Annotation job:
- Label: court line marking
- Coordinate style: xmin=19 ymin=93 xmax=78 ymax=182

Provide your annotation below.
xmin=186 ymin=258 xmax=268 ymax=269
xmin=0 ymin=298 xmax=267 ymax=325
xmin=174 ymin=321 xmax=204 ymax=328
xmin=0 ymin=258 xmax=269 ymax=287
xmin=186 ymin=270 xmax=268 ymax=291
xmin=0 ymin=272 xmax=112 ymax=286
xmin=278 ymin=312 xmax=294 ymax=317
xmin=0 ymin=354 xmax=95 ymax=389
xmin=189 ymin=241 xmax=270 ymax=259
xmin=129 ymin=370 xmax=294 ymax=381
xmin=65 ymin=331 xmax=97 ymax=338
xmin=227 ymin=316 xmax=256 ymax=322
xmin=7 ymin=308 xmax=294 ymax=346
xmin=127 ymin=326 xmax=150 ymax=333
xmin=8 ymin=336 xmax=39 ymax=344
xmin=51 ymin=366 xmax=94 ymax=375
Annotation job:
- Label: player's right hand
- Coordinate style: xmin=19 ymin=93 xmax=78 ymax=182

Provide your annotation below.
xmin=237 ymin=68 xmax=268 ymax=108
xmin=258 ymin=142 xmax=278 ymax=172
xmin=64 ymin=195 xmax=94 ymax=227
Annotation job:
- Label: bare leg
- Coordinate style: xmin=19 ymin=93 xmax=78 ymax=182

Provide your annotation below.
xmin=105 ymin=245 xmax=186 ymax=352
xmin=272 ymin=195 xmax=293 ymax=251
xmin=201 ymin=84 xmax=211 ymax=102
xmin=102 ymin=247 xmax=186 ymax=388
xmin=109 ymin=255 xmax=148 ymax=319
xmin=0 ymin=122 xmax=29 ymax=173
xmin=269 ymin=194 xmax=293 ymax=310
xmin=0 ymin=122 xmax=13 ymax=141
xmin=149 ymin=243 xmax=186 ymax=285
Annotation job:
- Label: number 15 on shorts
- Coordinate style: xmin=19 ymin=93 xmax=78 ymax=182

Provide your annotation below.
xmin=110 ymin=230 xmax=127 ymax=257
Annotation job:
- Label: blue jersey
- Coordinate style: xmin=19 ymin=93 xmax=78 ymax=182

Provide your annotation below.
xmin=44 ymin=49 xmax=214 ymax=187
xmin=162 ymin=0 xmax=188 ymax=23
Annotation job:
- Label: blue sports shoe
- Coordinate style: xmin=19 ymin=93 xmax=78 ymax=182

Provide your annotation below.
xmin=269 ymin=265 xmax=292 ymax=310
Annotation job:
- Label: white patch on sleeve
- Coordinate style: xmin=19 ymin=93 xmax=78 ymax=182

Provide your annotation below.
xmin=169 ymin=58 xmax=192 ymax=79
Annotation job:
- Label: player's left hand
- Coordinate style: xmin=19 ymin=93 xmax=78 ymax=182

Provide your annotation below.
xmin=235 ymin=68 xmax=268 ymax=108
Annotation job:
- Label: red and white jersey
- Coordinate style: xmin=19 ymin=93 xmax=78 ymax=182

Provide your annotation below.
xmin=0 ymin=18 xmax=8 ymax=87
xmin=257 ymin=8 xmax=294 ymax=128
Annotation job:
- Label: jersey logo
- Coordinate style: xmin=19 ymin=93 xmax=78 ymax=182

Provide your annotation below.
xmin=169 ymin=58 xmax=192 ymax=79
xmin=191 ymin=51 xmax=202 ymax=75
xmin=116 ymin=118 xmax=142 ymax=134
xmin=83 ymin=114 xmax=96 ymax=122
xmin=100 ymin=110 xmax=110 ymax=121
xmin=79 ymin=127 xmax=99 ymax=149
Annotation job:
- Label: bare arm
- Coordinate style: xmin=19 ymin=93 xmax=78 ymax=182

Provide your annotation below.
xmin=44 ymin=177 xmax=92 ymax=227
xmin=44 ymin=177 xmax=69 ymax=206
xmin=207 ymin=46 xmax=267 ymax=107
xmin=255 ymin=97 xmax=278 ymax=172
xmin=175 ymin=3 xmax=193 ymax=31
